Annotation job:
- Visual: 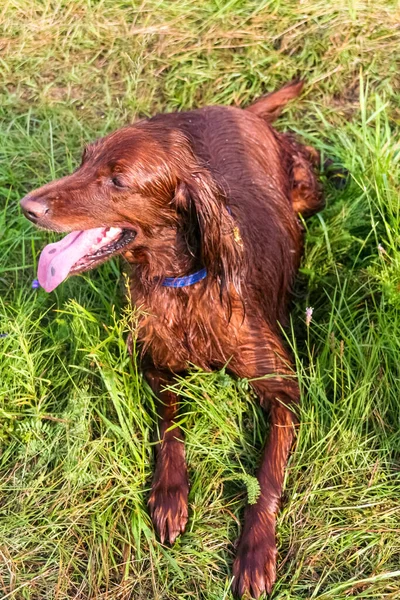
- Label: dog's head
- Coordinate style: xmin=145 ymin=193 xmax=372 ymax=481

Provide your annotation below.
xmin=21 ymin=121 xmax=242 ymax=293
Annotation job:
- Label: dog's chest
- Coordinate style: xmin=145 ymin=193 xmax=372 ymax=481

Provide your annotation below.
xmin=130 ymin=285 xmax=241 ymax=372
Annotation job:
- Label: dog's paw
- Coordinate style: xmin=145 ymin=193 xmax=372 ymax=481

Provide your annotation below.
xmin=232 ymin=531 xmax=277 ymax=599
xmin=148 ymin=476 xmax=189 ymax=545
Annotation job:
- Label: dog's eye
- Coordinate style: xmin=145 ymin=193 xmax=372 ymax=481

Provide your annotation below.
xmin=111 ymin=176 xmax=125 ymax=188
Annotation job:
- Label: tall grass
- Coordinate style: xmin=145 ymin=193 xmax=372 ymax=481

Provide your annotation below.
xmin=1 ymin=1 xmax=400 ymax=598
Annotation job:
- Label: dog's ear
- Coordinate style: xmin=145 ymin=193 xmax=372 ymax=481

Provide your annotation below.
xmin=173 ymin=169 xmax=243 ymax=296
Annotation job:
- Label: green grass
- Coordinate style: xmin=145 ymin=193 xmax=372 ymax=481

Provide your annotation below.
xmin=1 ymin=0 xmax=400 ymax=598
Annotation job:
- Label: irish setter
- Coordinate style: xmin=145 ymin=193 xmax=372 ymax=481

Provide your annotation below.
xmin=21 ymin=81 xmax=323 ymax=598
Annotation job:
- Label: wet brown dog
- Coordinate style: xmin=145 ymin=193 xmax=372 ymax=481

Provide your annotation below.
xmin=21 ymin=81 xmax=323 ymax=598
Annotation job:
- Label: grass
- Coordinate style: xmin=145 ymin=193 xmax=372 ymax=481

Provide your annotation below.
xmin=1 ymin=0 xmax=400 ymax=598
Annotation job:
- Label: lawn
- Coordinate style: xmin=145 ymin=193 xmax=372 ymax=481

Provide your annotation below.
xmin=1 ymin=1 xmax=400 ymax=598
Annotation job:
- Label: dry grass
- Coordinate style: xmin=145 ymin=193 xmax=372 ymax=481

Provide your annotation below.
xmin=1 ymin=1 xmax=400 ymax=598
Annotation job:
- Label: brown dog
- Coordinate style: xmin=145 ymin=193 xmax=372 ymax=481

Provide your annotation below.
xmin=21 ymin=81 xmax=323 ymax=598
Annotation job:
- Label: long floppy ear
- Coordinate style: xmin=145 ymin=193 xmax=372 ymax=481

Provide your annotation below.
xmin=174 ymin=169 xmax=243 ymax=297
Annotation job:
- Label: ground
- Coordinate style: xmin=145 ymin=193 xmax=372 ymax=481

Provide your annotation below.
xmin=1 ymin=1 xmax=400 ymax=599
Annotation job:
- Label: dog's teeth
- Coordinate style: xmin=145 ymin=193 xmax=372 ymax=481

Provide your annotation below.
xmin=108 ymin=227 xmax=121 ymax=238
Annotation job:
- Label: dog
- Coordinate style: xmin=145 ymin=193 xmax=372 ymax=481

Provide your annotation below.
xmin=20 ymin=80 xmax=323 ymax=598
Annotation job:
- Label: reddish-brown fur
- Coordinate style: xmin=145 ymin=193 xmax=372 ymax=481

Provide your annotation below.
xmin=21 ymin=81 xmax=323 ymax=599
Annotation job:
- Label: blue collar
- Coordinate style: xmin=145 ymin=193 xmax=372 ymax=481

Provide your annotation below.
xmin=161 ymin=206 xmax=232 ymax=288
xmin=162 ymin=267 xmax=207 ymax=288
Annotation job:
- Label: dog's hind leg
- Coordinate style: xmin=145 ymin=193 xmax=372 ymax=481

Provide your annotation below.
xmin=288 ymin=140 xmax=324 ymax=218
xmin=145 ymin=368 xmax=189 ymax=544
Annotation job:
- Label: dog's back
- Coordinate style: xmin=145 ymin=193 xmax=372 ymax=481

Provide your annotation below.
xmin=147 ymin=83 xmax=323 ymax=323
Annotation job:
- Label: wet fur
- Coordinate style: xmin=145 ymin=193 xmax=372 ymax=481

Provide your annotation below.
xmin=22 ymin=81 xmax=323 ymax=599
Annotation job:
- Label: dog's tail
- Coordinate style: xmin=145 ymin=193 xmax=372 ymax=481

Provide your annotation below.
xmin=245 ymin=80 xmax=304 ymax=122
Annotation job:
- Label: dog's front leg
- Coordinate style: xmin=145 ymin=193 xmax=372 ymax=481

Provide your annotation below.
xmin=230 ymin=333 xmax=300 ymax=599
xmin=144 ymin=368 xmax=189 ymax=545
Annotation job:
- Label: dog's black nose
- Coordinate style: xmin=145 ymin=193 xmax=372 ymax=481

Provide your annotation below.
xmin=20 ymin=195 xmax=50 ymax=222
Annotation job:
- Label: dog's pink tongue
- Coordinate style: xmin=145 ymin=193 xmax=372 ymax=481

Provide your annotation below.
xmin=38 ymin=228 xmax=106 ymax=292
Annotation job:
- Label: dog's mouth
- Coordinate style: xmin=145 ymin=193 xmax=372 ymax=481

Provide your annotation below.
xmin=37 ymin=227 xmax=136 ymax=292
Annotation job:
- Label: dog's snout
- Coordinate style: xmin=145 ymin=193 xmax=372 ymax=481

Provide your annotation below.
xmin=20 ymin=195 xmax=50 ymax=222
